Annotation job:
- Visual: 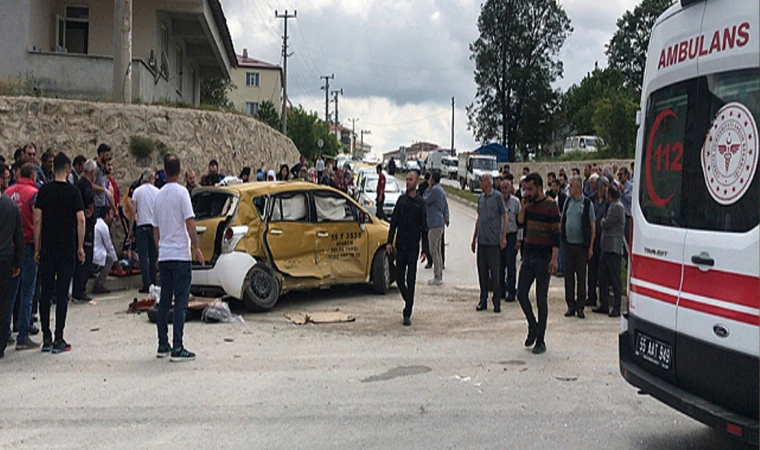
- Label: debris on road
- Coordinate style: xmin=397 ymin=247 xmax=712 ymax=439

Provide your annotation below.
xmin=284 ymin=310 xmax=356 ymax=325
xmin=201 ymin=299 xmax=245 ymax=324
xmin=554 ymin=376 xmax=579 ymax=382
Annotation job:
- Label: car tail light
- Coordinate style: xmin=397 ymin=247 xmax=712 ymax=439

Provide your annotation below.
xmin=221 ymin=226 xmax=248 ymax=254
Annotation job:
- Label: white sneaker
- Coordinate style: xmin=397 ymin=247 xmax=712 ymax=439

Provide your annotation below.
xmin=428 ymin=278 xmax=443 ymax=286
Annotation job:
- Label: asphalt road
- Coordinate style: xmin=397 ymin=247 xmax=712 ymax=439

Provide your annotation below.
xmin=0 ymin=199 xmax=749 ymax=450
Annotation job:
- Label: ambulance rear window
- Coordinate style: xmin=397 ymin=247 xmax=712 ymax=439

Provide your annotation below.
xmin=639 ymin=68 xmax=760 ymax=233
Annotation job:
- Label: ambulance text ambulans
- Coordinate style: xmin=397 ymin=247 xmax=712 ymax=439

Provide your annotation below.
xmin=619 ymin=0 xmax=759 ymax=445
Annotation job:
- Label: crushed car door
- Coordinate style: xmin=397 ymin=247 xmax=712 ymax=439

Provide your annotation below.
xmin=313 ymin=190 xmax=369 ymax=280
xmin=191 ymin=189 xmax=239 ymax=265
xmin=264 ymin=191 xmax=322 ymax=278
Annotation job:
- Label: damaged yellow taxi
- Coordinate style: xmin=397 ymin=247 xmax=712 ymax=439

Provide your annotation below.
xmin=190 ymin=181 xmax=395 ymax=311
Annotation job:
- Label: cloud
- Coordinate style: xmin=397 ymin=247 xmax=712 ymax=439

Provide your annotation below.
xmin=219 ymin=0 xmax=641 ymax=153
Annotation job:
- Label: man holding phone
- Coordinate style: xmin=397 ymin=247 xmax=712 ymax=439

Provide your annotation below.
xmin=516 ymin=173 xmax=560 ymax=355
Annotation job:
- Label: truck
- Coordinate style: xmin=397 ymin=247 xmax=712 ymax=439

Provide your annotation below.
xmin=423 ymin=150 xmax=447 ymax=174
xmin=457 ymin=153 xmax=498 ymax=192
xmin=619 ymin=0 xmax=759 ymax=445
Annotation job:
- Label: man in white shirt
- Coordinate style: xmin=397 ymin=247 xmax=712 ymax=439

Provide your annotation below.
xmin=92 ymin=208 xmax=124 ymax=294
xmin=130 ymin=169 xmax=159 ymax=294
xmin=152 ymin=154 xmax=205 ymax=362
xmin=315 ymin=155 xmax=326 ymax=180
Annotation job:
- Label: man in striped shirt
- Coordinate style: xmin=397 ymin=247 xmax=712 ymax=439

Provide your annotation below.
xmin=516 ymin=173 xmax=560 ymax=355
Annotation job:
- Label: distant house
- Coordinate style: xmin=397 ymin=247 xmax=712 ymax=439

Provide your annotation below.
xmin=231 ymin=49 xmax=282 ymax=117
xmin=0 ymin=0 xmax=236 ymax=106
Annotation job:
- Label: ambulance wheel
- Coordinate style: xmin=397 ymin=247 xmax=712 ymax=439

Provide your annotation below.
xmin=243 ymin=264 xmax=280 ymax=312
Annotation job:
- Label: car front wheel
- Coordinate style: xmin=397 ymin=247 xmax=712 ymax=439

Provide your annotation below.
xmin=242 ymin=264 xmax=280 ymax=312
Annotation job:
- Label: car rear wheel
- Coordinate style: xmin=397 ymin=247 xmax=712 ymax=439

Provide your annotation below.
xmin=372 ymin=250 xmax=391 ymax=294
xmin=242 ymin=264 xmax=280 ymax=312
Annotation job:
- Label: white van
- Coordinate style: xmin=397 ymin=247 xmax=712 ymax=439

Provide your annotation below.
xmin=619 ymin=0 xmax=759 ymax=445
xmin=563 ymin=135 xmax=603 ymax=153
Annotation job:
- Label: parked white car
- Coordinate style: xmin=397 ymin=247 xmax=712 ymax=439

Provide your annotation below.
xmin=356 ymin=174 xmax=403 ymax=218
xmin=404 ymin=160 xmax=420 ymax=173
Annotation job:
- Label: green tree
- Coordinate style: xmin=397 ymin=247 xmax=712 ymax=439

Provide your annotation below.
xmin=562 ymin=65 xmax=627 ymax=135
xmin=606 ymin=0 xmax=674 ymax=93
xmin=592 ymin=90 xmax=638 ymax=157
xmin=200 ymin=78 xmax=235 ymax=109
xmin=255 ymin=100 xmax=281 ymax=130
xmin=468 ymin=0 xmax=573 ymax=161
xmin=286 ymin=106 xmax=341 ymax=159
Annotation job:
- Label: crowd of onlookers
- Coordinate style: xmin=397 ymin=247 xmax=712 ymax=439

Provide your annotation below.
xmin=0 ymin=145 xmax=365 ymax=358
xmin=0 ymin=143 xmax=127 ymax=356
xmin=490 ymin=162 xmax=634 ymax=319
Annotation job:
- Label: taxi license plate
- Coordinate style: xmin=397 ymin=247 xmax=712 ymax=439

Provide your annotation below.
xmin=635 ymin=332 xmax=672 ymax=371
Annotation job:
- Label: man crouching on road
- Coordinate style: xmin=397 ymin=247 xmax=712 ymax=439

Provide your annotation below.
xmin=152 ymin=154 xmax=205 ymax=362
xmin=386 ymin=171 xmax=428 ymax=327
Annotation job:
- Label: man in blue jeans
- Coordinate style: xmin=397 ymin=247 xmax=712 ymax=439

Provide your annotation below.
xmin=131 ymin=169 xmax=159 ymax=294
xmin=5 ymin=163 xmax=41 ymax=350
xmin=151 ymin=154 xmax=205 ymax=362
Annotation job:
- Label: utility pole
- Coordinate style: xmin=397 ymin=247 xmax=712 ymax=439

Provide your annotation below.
xmin=347 ymin=118 xmax=359 ymax=158
xmin=320 ymin=74 xmax=334 ymax=124
xmin=275 ymin=9 xmax=296 ymax=134
xmin=331 ymin=88 xmax=343 ymax=138
xmin=112 ymin=0 xmax=133 ymax=103
xmin=360 ymin=129 xmax=371 ymax=158
xmin=451 ymin=96 xmax=455 ymax=156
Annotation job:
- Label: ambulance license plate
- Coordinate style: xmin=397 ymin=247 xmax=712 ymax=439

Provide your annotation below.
xmin=635 ymin=332 xmax=672 ymax=370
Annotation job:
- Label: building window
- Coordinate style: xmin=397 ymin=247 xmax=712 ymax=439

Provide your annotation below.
xmin=245 ymin=102 xmax=260 ymax=116
xmin=246 ymin=72 xmax=260 ymax=87
xmin=56 ymin=6 xmax=89 ymax=53
xmin=159 ymin=23 xmax=169 ymax=77
xmin=176 ymin=45 xmax=183 ymax=93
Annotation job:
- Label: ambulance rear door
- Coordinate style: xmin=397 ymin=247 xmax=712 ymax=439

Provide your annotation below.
xmin=628 ymin=2 xmax=705 ymax=385
xmin=676 ymin=0 xmax=760 ymax=420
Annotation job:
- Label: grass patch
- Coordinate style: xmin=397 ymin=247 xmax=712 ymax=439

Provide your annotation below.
xmin=441 ymin=183 xmax=479 ymax=204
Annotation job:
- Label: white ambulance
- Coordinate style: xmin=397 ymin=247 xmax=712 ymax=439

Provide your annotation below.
xmin=620 ymin=0 xmax=759 ymax=445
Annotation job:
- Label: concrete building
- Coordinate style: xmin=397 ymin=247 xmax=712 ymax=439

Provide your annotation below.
xmin=230 ymin=49 xmax=282 ymax=117
xmin=0 ymin=0 xmax=236 ymax=105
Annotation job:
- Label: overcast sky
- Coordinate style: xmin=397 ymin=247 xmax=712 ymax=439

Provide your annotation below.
xmin=220 ymin=0 xmax=640 ymax=155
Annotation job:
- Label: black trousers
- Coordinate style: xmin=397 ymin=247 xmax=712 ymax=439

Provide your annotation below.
xmin=0 ymin=257 xmax=13 ymax=355
xmin=587 ymin=238 xmax=602 ymax=306
xmin=376 ymin=195 xmax=386 ymax=220
xmin=517 ymin=252 xmax=551 ymax=345
xmin=563 ymin=243 xmax=588 ymax=312
xmin=72 ymin=218 xmax=94 ymax=300
xmin=396 ymin=247 xmax=419 ymax=318
xmin=39 ymin=250 xmax=76 ymax=342
xmin=477 ymin=244 xmax=501 ymax=308
xmin=599 ymin=252 xmax=623 ymax=311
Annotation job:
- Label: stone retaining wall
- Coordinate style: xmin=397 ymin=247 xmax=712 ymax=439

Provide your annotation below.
xmin=0 ymin=96 xmax=300 ymax=187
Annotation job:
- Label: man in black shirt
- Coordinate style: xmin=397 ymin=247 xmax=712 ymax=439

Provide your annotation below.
xmin=34 ymin=153 xmax=85 ymax=354
xmin=72 ymin=160 xmax=97 ymax=303
xmin=387 ymin=171 xmax=428 ymax=326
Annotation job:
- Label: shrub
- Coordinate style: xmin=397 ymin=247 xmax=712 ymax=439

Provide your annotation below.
xmin=129 ymin=136 xmax=154 ymax=159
